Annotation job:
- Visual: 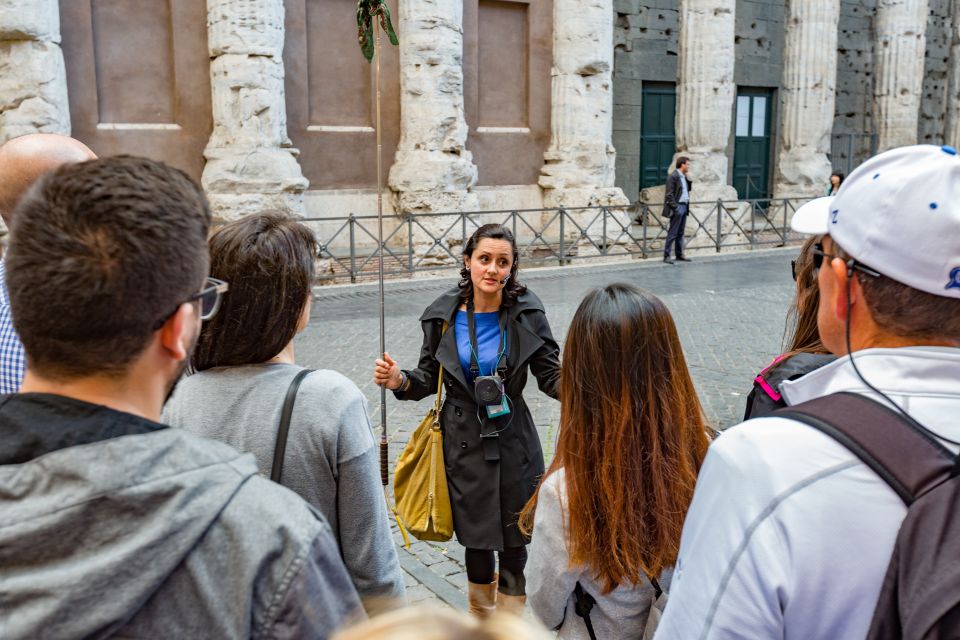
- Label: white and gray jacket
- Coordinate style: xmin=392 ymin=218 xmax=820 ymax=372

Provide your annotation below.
xmin=526 ymin=469 xmax=663 ymax=640
xmin=656 ymin=346 xmax=960 ymax=640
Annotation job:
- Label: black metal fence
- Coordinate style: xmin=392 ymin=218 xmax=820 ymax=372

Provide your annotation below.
xmin=303 ymin=196 xmax=813 ymax=284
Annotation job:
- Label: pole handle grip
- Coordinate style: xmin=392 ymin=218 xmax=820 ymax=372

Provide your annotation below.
xmin=380 ymin=438 xmax=389 ymax=486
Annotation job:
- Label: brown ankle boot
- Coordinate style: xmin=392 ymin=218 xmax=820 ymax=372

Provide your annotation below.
xmin=468 ymin=577 xmax=498 ymax=618
xmin=497 ymin=592 xmax=527 ymax=617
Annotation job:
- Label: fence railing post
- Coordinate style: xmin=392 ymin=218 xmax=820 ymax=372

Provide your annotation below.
xmin=750 ymin=201 xmax=756 ymax=249
xmin=558 ymin=208 xmax=566 ymax=266
xmin=641 ymin=205 xmax=648 ymax=259
xmin=715 ymin=200 xmax=722 ymax=253
xmin=348 ymin=213 xmax=357 ymax=284
xmin=601 ymin=207 xmax=608 ymax=254
xmin=407 ymin=214 xmax=414 ymax=276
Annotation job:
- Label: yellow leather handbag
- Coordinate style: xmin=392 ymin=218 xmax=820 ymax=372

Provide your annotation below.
xmin=393 ymin=363 xmax=454 ymax=543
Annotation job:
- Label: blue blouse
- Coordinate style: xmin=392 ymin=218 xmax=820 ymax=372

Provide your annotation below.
xmin=455 ymin=310 xmax=504 ymax=383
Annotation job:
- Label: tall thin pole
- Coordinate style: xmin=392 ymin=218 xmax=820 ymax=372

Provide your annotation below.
xmin=375 ymin=21 xmax=389 ymax=488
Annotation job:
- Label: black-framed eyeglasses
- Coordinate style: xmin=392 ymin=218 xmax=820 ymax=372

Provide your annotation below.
xmin=153 ymin=277 xmax=229 ymax=330
xmin=810 ymin=243 xmax=881 ymax=278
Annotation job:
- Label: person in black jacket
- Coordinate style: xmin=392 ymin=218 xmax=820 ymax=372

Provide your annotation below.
xmin=374 ymin=224 xmax=560 ymax=619
xmin=661 ymin=157 xmax=693 ymax=264
xmin=743 ymin=236 xmax=836 ymax=419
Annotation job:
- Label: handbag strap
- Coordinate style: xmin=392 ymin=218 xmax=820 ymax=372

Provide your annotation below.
xmin=574 ymin=582 xmax=598 ymax=640
xmin=270 ymin=368 xmax=314 ymax=483
xmin=432 ymin=321 xmax=448 ymax=414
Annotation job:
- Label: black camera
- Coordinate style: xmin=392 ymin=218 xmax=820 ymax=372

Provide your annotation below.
xmin=474 ymin=374 xmax=504 ymax=405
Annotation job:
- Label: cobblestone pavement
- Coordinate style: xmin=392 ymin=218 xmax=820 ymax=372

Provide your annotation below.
xmin=295 ymin=248 xmax=799 ymax=609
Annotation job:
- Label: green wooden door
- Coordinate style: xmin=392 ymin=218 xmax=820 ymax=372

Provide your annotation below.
xmin=639 ymin=83 xmax=676 ymax=189
xmin=733 ymin=89 xmax=773 ymax=200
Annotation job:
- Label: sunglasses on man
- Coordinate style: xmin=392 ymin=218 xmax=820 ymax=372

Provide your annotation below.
xmin=792 ymin=243 xmax=881 ymax=282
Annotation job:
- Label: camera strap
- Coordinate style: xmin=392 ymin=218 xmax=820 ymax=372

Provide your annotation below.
xmin=466 ymin=302 xmax=508 ymax=378
xmin=467 ymin=302 xmax=509 ymax=462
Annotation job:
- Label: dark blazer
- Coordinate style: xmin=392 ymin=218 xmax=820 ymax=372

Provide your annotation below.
xmin=662 ymin=169 xmax=693 ymax=218
xmin=394 ymin=287 xmax=560 ymax=550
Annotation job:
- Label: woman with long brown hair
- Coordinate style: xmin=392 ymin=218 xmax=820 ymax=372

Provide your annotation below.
xmin=519 ymin=283 xmax=710 ymax=639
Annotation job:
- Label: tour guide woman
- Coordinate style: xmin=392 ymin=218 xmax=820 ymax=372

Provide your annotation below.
xmin=374 ymin=223 xmax=560 ymax=618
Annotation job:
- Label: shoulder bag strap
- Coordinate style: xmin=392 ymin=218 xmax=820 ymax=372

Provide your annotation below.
xmin=433 ymin=321 xmax=448 ymax=413
xmin=573 ymin=581 xmax=598 ymax=640
xmin=776 ymin=391 xmax=956 ymax=504
xmin=270 ymin=368 xmax=314 ymax=483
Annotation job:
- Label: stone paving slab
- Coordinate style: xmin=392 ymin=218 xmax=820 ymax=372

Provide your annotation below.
xmin=295 ymin=247 xmax=799 ymax=609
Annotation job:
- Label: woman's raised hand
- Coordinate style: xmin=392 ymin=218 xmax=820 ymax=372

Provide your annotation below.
xmin=373 ymin=352 xmax=403 ymax=390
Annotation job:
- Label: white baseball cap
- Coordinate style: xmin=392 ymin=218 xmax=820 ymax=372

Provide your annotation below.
xmin=791 ymin=144 xmax=960 ymax=299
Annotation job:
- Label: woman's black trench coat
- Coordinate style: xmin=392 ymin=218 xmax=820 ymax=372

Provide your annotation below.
xmin=394 ymin=287 xmax=560 ymax=550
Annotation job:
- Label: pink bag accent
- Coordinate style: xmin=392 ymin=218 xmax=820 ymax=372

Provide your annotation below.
xmin=754 ymin=354 xmax=789 ymax=402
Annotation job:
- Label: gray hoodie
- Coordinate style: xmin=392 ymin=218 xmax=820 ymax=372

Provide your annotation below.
xmin=0 ymin=394 xmax=363 ymax=639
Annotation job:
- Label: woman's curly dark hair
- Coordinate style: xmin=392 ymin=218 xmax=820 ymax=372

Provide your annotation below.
xmin=458 ymin=223 xmax=527 ymax=306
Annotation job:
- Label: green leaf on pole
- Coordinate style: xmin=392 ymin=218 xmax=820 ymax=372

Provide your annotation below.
xmin=357 ymin=0 xmax=399 ymax=62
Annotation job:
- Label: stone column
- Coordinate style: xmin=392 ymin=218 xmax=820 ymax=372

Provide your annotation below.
xmin=538 ymin=0 xmax=627 ymax=208
xmin=388 ymin=0 xmax=478 ymax=213
xmin=945 ymin=0 xmax=960 ymax=148
xmin=874 ymin=0 xmax=928 ymax=152
xmin=773 ymin=0 xmax=842 ymax=198
xmin=673 ymin=0 xmax=738 ymax=202
xmin=0 ymin=0 xmax=70 ymax=143
xmin=202 ymin=0 xmax=307 ymax=221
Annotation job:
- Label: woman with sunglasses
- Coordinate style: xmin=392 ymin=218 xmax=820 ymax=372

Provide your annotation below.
xmin=743 ymin=236 xmax=836 ymax=418
xmin=373 ymin=223 xmax=561 ymax=618
xmin=519 ymin=284 xmax=710 ymax=639
xmin=163 ymin=213 xmax=404 ymax=610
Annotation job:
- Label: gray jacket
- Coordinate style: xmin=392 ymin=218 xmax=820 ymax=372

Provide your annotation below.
xmin=0 ymin=404 xmax=363 ymax=639
xmin=162 ymin=364 xmax=405 ymax=607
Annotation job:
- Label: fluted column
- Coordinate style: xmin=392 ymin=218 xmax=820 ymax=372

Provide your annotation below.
xmin=674 ymin=0 xmax=738 ymax=201
xmin=945 ymin=0 xmax=960 ymax=148
xmin=0 ymin=0 xmax=70 ymax=143
xmin=538 ymin=0 xmax=626 ymax=207
xmin=773 ymin=0 xmax=842 ymax=198
xmin=202 ymin=0 xmax=307 ymax=221
xmin=875 ymin=0 xmax=928 ymax=152
xmin=388 ymin=0 xmax=478 ymax=213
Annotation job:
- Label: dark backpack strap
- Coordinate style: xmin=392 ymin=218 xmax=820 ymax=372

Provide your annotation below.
xmin=270 ymin=369 xmax=314 ymax=483
xmin=573 ymin=582 xmax=598 ymax=640
xmin=776 ymin=391 xmax=955 ymax=504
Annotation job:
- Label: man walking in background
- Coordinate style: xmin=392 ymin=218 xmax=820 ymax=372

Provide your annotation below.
xmin=662 ymin=156 xmax=692 ymax=264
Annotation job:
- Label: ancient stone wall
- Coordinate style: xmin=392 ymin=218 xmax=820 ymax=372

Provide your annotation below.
xmin=611 ymin=0 xmax=680 ymax=199
xmin=612 ymin=0 xmax=788 ymax=198
xmin=734 ymin=0 xmax=786 ymax=89
xmin=919 ymin=0 xmax=951 ymax=144
xmin=833 ymin=0 xmax=875 ymax=137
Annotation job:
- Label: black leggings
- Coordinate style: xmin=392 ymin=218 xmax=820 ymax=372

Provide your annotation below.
xmin=465 ymin=546 xmax=528 ymax=596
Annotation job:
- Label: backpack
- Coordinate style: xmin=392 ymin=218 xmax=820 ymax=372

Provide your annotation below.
xmin=743 ymin=352 xmax=836 ymax=420
xmin=778 ymin=391 xmax=960 ymax=640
